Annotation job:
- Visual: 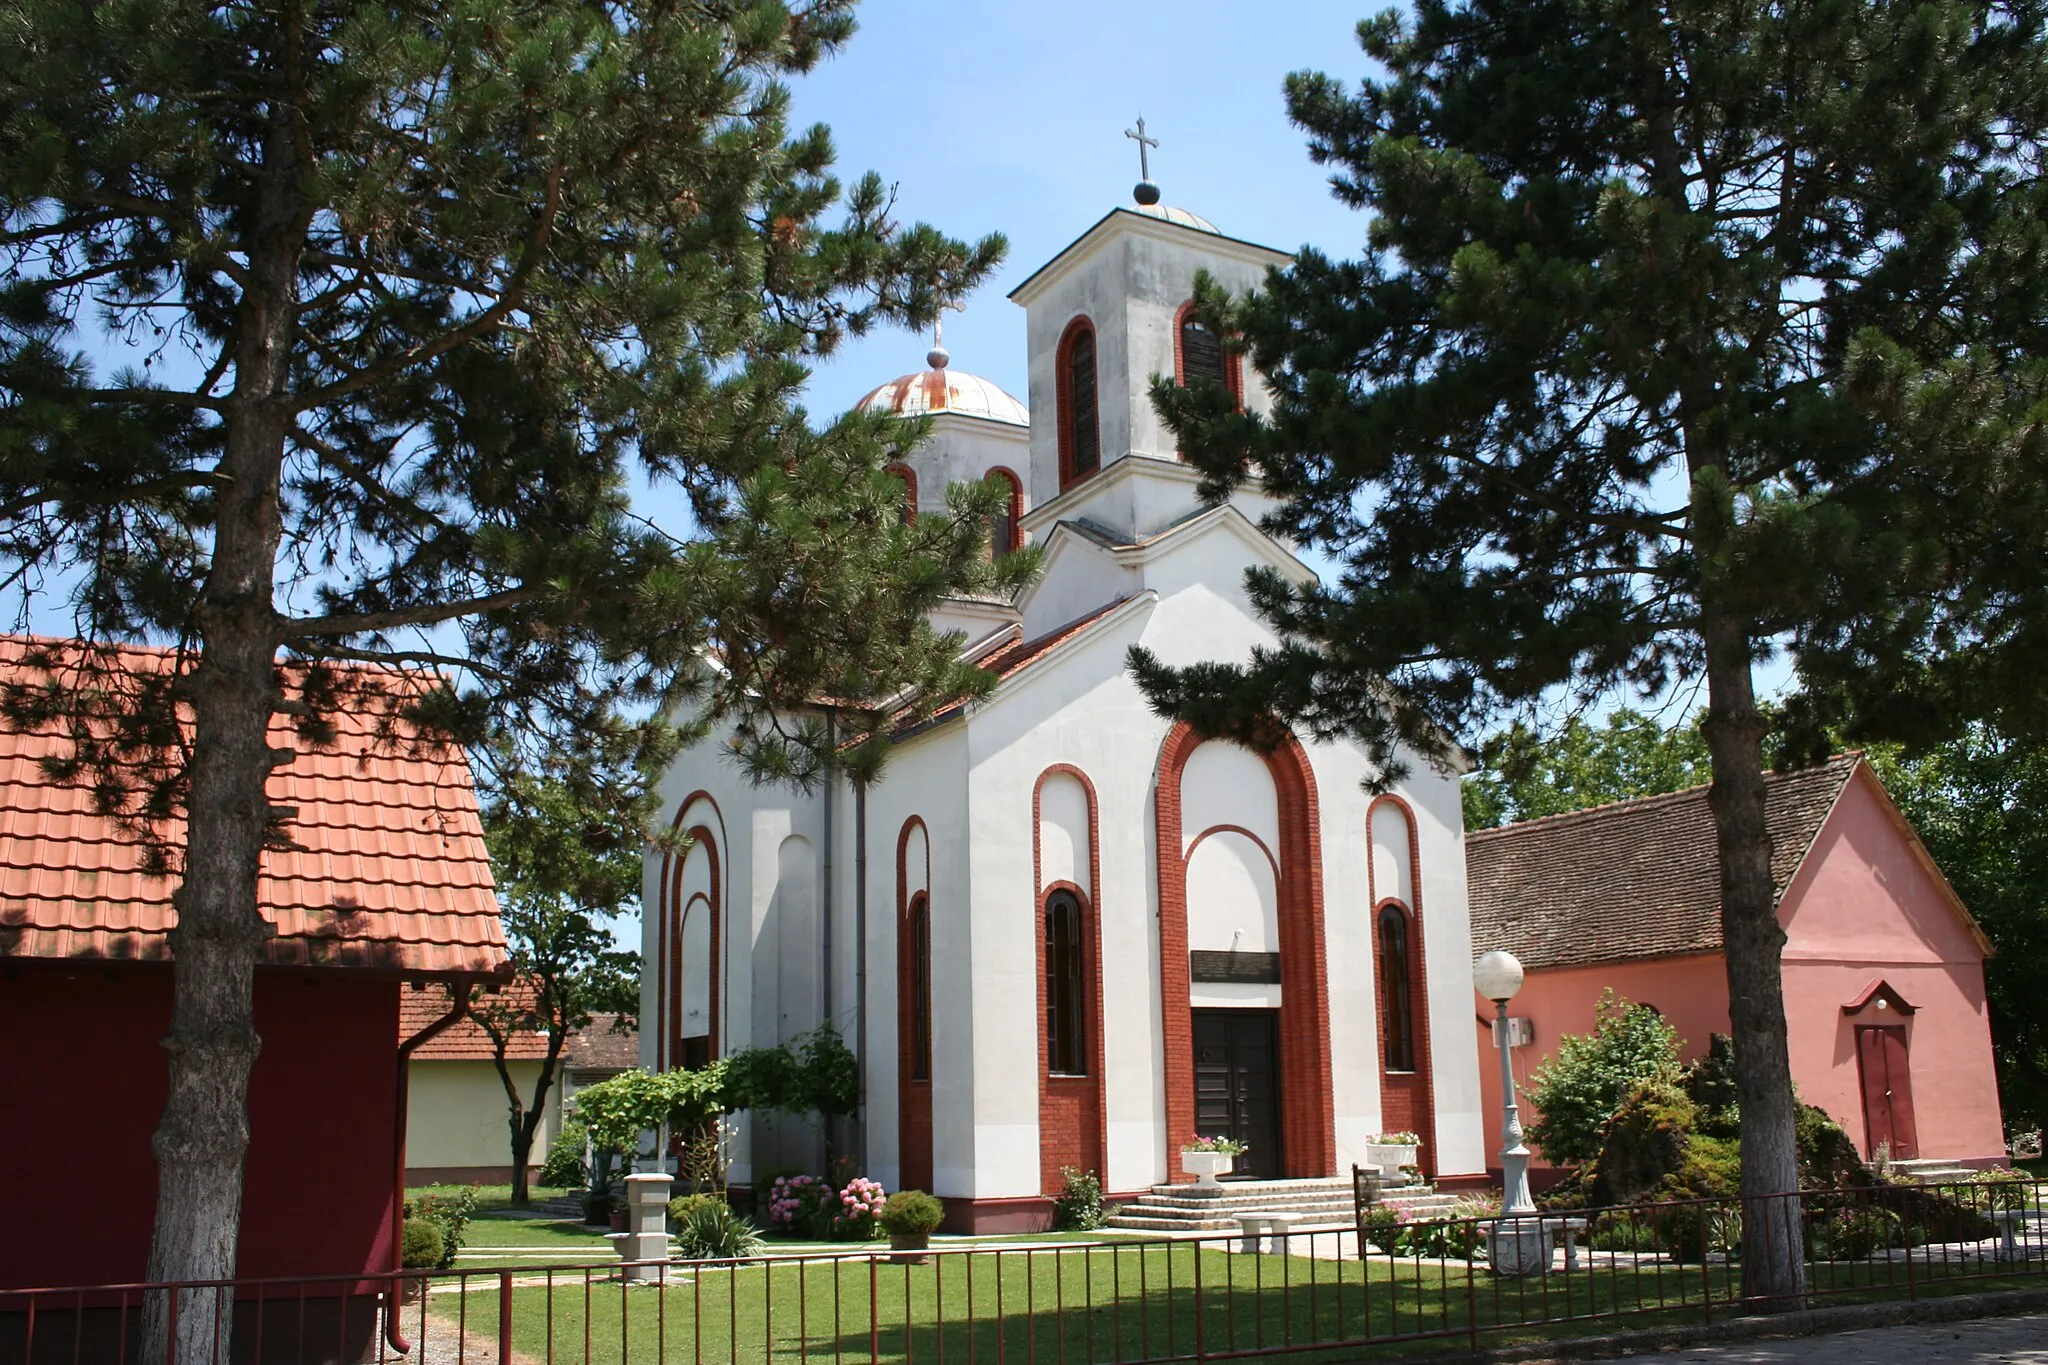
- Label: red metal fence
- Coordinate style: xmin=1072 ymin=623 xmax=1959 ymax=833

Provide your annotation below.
xmin=2 ymin=1179 xmax=2040 ymax=1365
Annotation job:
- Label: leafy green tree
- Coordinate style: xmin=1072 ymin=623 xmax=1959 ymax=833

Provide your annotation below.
xmin=476 ymin=756 xmax=649 ymax=1207
xmin=0 ymin=0 xmax=1022 ymax=1347
xmin=1869 ymin=730 xmax=2048 ymax=1134
xmin=1464 ymin=708 xmax=1711 ymax=829
xmin=1524 ymin=990 xmax=1684 ymax=1165
xmin=1133 ymin=0 xmax=2048 ymax=1301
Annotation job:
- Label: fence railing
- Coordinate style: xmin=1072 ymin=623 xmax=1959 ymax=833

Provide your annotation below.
xmin=2 ymin=1178 xmax=2040 ymax=1365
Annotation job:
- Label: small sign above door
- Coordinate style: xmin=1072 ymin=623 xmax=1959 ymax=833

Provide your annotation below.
xmin=1190 ymin=950 xmax=1282 ymax=984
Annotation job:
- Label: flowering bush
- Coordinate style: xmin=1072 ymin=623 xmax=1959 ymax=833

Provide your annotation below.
xmin=1181 ymin=1135 xmax=1247 ymax=1156
xmin=766 ymin=1173 xmax=887 ymax=1240
xmin=1366 ymin=1132 xmax=1420 ymax=1146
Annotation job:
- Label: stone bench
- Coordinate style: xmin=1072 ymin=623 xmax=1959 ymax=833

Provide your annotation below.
xmin=1237 ymin=1212 xmax=1303 ymax=1254
xmin=1990 ymin=1208 xmax=2034 ymax=1263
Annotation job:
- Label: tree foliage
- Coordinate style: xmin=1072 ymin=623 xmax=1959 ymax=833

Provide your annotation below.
xmin=1525 ymin=990 xmax=1684 ymax=1165
xmin=1130 ymin=0 xmax=2048 ymax=1301
xmin=475 ymin=752 xmax=650 ymax=1204
xmin=0 ymin=0 xmax=1021 ymax=1331
xmin=1869 ymin=729 xmax=2048 ymax=1132
xmin=571 ymin=1026 xmax=856 ymax=1157
xmin=1464 ymin=708 xmax=1711 ymax=829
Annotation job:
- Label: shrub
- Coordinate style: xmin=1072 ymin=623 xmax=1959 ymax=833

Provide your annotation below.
xmin=1811 ymin=1204 xmax=1902 ymax=1260
xmin=879 ymin=1190 xmax=946 ymax=1236
xmin=1585 ymin=1211 xmax=1659 ymax=1252
xmin=1052 ymin=1167 xmax=1116 ymax=1231
xmin=673 ymin=1203 xmax=764 ymax=1261
xmin=407 ymin=1189 xmax=478 ymax=1270
xmin=540 ymin=1119 xmax=589 ymax=1189
xmin=669 ymin=1192 xmax=726 ymax=1224
xmin=400 ymin=1219 xmax=445 ymax=1270
xmin=1651 ymin=1203 xmax=1739 ymax=1263
xmin=1525 ymin=991 xmax=1682 ymax=1165
xmin=1358 ymin=1204 xmax=1404 ymax=1255
xmin=766 ymin=1174 xmax=887 ymax=1240
xmin=1394 ymin=1217 xmax=1483 ymax=1260
xmin=1586 ymin=1075 xmax=1697 ymax=1207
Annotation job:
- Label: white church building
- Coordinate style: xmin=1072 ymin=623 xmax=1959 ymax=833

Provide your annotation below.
xmin=640 ymin=185 xmax=1489 ymax=1231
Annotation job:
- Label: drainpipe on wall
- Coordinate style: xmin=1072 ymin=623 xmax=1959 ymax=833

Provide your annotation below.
xmin=387 ymin=975 xmax=481 ymax=1356
xmin=853 ymin=776 xmax=869 ymax=1175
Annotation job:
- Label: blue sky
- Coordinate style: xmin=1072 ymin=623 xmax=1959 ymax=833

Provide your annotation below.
xmin=785 ymin=0 xmax=1382 ymax=415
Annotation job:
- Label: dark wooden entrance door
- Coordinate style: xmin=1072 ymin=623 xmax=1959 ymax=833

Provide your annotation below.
xmin=1193 ymin=1009 xmax=1282 ymax=1179
xmin=1856 ymin=1026 xmax=1919 ymax=1160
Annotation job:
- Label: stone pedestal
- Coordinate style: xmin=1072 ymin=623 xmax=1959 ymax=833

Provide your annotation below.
xmin=1487 ymin=1215 xmax=1550 ymax=1277
xmin=607 ymin=1172 xmax=674 ymax=1283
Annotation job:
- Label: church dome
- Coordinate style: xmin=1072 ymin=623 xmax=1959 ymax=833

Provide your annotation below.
xmin=856 ymin=351 xmax=1029 ymax=426
xmin=1133 ymin=202 xmax=1221 ymax=235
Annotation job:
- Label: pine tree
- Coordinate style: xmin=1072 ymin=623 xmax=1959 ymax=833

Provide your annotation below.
xmin=0 ymin=1 xmax=1021 ymax=1354
xmin=1134 ymin=0 xmax=2048 ymax=1303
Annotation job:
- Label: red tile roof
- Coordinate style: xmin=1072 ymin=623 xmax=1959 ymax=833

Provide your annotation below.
xmin=401 ymin=978 xmax=549 ymax=1059
xmin=1466 ymin=755 xmax=1860 ymax=971
xmin=561 ymin=1013 xmax=639 ymax=1072
xmin=400 ymin=983 xmax=638 ymax=1068
xmin=896 ymin=597 xmax=1136 ymax=735
xmin=0 ymin=636 xmax=506 ymax=977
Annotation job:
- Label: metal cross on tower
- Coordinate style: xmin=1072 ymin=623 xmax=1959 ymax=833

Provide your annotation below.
xmin=1126 ymin=118 xmax=1162 ymax=206
xmin=1125 ymin=117 xmax=1159 ymax=181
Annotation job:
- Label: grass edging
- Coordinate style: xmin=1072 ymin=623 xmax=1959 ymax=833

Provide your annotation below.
xmin=1463 ymin=1284 xmax=2048 ymax=1364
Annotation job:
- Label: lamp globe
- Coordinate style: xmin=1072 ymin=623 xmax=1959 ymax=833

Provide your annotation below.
xmin=1473 ymin=950 xmax=1525 ymax=1004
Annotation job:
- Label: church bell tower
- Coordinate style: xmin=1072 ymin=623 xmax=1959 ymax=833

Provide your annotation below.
xmin=1008 ymin=132 xmax=1292 ymax=545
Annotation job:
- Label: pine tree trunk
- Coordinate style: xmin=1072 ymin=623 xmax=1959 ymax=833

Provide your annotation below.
xmin=139 ymin=67 xmax=302 ymax=1365
xmin=1698 ymin=612 xmax=1807 ymax=1308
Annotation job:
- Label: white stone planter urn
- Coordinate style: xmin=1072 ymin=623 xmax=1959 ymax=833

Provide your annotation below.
xmin=1181 ymin=1151 xmax=1235 ymax=1187
xmin=1364 ymin=1142 xmax=1418 ymax=1176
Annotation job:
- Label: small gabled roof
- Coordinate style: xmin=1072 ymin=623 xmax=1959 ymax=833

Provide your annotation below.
xmin=0 ymin=636 xmax=506 ymax=977
xmin=889 ymin=594 xmax=1149 ymax=740
xmin=1466 ymin=755 xmax=1860 ymax=971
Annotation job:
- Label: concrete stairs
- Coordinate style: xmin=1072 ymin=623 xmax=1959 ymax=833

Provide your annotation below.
xmin=1887 ymin=1158 xmax=1978 ymax=1185
xmin=1105 ymin=1177 xmax=1463 ymax=1234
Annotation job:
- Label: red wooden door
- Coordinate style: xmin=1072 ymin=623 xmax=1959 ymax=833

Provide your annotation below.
xmin=1856 ymin=1026 xmax=1919 ymax=1160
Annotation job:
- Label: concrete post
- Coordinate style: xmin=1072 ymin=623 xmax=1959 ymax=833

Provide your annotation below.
xmin=611 ymin=1172 xmax=674 ymax=1283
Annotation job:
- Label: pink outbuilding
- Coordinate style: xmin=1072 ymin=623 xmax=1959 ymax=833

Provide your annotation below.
xmin=1467 ymin=754 xmax=2007 ymax=1177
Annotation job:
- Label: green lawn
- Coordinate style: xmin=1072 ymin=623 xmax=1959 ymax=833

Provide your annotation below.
xmin=420 ymin=1238 xmax=2044 ymax=1365
xmin=407 ymin=1183 xmax=578 ymax=1213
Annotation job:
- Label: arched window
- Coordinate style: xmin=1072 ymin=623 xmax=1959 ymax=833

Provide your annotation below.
xmin=1175 ymin=303 xmax=1242 ymax=404
xmin=1057 ymin=320 xmax=1100 ymax=488
xmin=908 ymin=892 xmax=932 ymax=1082
xmin=1045 ymin=889 xmax=1087 ymax=1075
xmin=885 ymin=463 xmax=917 ymax=525
xmin=986 ymin=468 xmax=1022 ymax=559
xmin=1378 ymin=903 xmax=1416 ymax=1072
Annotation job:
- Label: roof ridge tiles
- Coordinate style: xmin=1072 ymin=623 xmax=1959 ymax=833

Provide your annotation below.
xmin=1465 ymin=751 xmax=1861 ymax=841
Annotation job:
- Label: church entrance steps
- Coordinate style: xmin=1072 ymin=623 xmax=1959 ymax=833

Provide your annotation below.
xmin=1887 ymin=1158 xmax=1978 ymax=1183
xmin=1102 ymin=1177 xmax=1464 ymax=1234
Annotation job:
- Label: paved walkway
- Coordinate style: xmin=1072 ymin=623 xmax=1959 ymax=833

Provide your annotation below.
xmin=1615 ymin=1312 xmax=2048 ymax=1363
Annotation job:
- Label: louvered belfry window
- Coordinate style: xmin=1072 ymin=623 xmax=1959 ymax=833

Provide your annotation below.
xmin=1046 ymin=889 xmax=1087 ymax=1075
xmin=1064 ymin=327 xmax=1100 ymax=481
xmin=1180 ymin=314 xmax=1229 ymax=389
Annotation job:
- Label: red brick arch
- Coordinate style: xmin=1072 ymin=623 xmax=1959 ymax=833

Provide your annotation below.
xmin=658 ymin=791 xmax=726 ymax=1072
xmin=896 ymin=816 xmax=933 ymax=1192
xmin=1368 ymin=793 xmax=1438 ymax=1177
xmin=1155 ymin=721 xmax=1334 ymax=1179
xmin=1032 ymin=764 xmax=1106 ymax=1194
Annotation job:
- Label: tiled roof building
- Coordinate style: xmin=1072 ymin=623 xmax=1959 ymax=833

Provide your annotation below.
xmin=0 ymin=635 xmax=505 ymax=975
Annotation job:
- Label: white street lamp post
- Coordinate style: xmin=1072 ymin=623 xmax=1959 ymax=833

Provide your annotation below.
xmin=1473 ymin=949 xmax=1546 ymax=1276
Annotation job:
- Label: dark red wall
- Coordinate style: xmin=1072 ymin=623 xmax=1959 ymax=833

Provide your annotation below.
xmin=0 ymin=962 xmax=399 ymax=1289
